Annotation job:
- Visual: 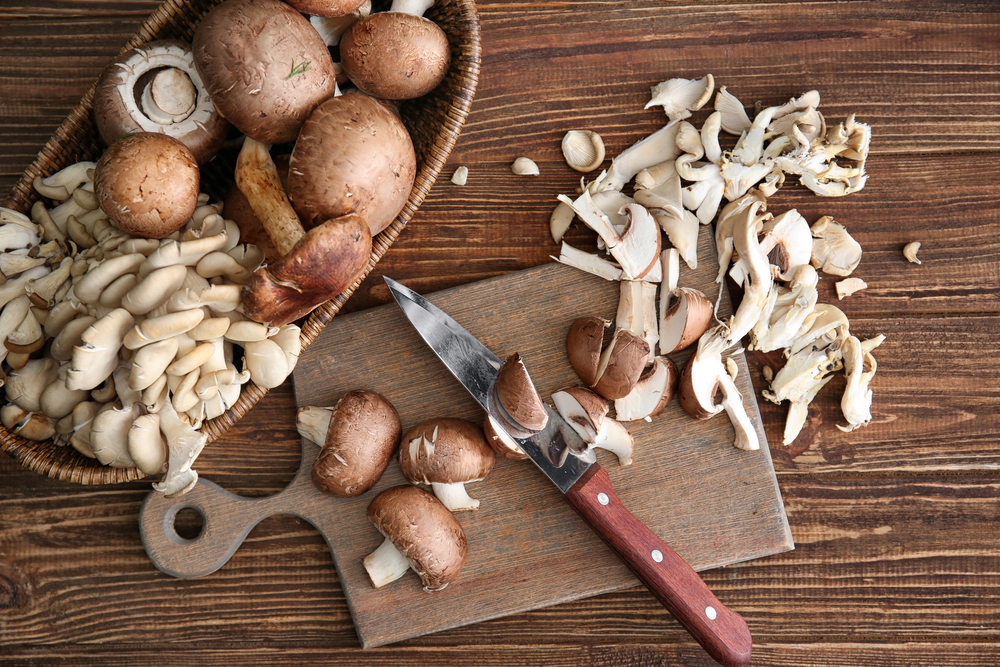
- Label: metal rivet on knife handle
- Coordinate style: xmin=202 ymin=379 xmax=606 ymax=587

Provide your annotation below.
xmin=651 ymin=549 xmax=663 ymax=562
xmin=706 ymin=606 xmax=718 ymax=620
xmin=598 ymin=493 xmax=609 ymax=505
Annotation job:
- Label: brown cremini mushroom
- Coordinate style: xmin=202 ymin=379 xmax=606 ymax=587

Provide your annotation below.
xmin=399 ymin=417 xmax=495 ymax=511
xmin=494 ymin=352 xmax=548 ymax=433
xmin=287 ymin=93 xmax=417 ymax=236
xmin=482 ymin=413 xmax=527 ymax=461
xmin=363 ymin=484 xmax=467 ymax=591
xmin=94 ymin=133 xmax=199 ymax=239
xmin=308 ymin=390 xmax=402 ymax=497
xmin=286 ymin=0 xmax=366 ymax=17
xmin=192 ymin=0 xmax=339 ymax=144
xmin=223 ymin=155 xmax=289 ymax=265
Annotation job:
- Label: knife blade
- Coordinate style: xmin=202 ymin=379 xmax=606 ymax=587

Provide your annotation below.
xmin=385 ymin=276 xmax=752 ymax=667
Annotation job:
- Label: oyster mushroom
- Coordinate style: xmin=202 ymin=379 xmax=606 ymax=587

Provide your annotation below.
xmin=811 ymin=216 xmax=863 ymax=277
xmin=90 ymin=404 xmax=139 ymax=468
xmin=838 ymin=334 xmax=886 ymax=433
xmin=835 ymin=277 xmax=868 ymax=300
xmin=152 ymin=400 xmax=208 ymax=497
xmin=129 ymin=412 xmax=168 ymax=475
xmin=723 ymin=199 xmax=774 ymax=345
xmin=903 ymin=241 xmax=922 ymax=264
xmin=309 ymin=390 xmax=401 ymax=497
xmin=645 ymin=74 xmax=714 ymax=122
xmin=551 ymin=386 xmax=634 ymax=465
xmin=561 ymin=130 xmax=606 ymax=173
xmin=511 ymin=157 xmax=540 ymax=176
xmin=594 ymin=121 xmax=681 ymax=193
xmin=750 ymin=264 xmax=820 ymax=353
xmin=714 ymin=86 xmax=752 ymax=135
xmin=399 ymin=418 xmax=496 ymax=511
xmin=678 ymin=326 xmax=759 ymax=451
xmin=363 ymin=485 xmax=467 ymax=591
xmin=92 ymin=41 xmax=227 ymax=163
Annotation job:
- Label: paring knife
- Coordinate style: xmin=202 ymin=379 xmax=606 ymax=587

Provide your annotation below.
xmin=384 ymin=277 xmax=753 ymax=667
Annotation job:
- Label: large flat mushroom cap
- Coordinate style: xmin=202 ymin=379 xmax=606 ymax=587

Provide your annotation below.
xmin=287 ymin=93 xmax=417 ymax=235
xmin=312 ymin=390 xmax=401 ymax=497
xmin=399 ymin=417 xmax=495 ymax=485
xmin=192 ymin=0 xmax=338 ymax=144
xmin=367 ymin=485 xmax=467 ymax=591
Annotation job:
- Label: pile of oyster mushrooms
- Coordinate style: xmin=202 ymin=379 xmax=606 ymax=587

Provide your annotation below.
xmin=0 ymin=163 xmax=299 ymax=496
xmin=550 ymin=74 xmax=885 ymax=450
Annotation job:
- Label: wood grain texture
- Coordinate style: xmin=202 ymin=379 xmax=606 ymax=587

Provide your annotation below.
xmin=2 ymin=0 xmax=1000 ymax=665
xmin=291 ymin=260 xmax=791 ymax=648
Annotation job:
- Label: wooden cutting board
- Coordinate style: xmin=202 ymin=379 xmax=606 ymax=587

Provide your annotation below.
xmin=291 ymin=225 xmax=793 ymax=648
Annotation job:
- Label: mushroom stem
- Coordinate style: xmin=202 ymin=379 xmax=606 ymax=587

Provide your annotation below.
xmin=362 ymin=536 xmax=412 ymax=588
xmin=235 ymin=138 xmax=305 ymax=256
xmin=296 ymin=405 xmax=333 ymax=446
xmin=430 ymin=481 xmax=480 ymax=511
xmin=389 ymin=0 xmax=434 ymax=16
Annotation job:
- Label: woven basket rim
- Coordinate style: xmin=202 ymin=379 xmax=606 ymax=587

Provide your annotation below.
xmin=1 ymin=0 xmax=481 ymax=485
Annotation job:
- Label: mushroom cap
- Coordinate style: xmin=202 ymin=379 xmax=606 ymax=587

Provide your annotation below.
xmin=192 ymin=0 xmax=339 ymax=144
xmin=287 ymin=93 xmax=417 ymax=235
xmin=92 ymin=40 xmax=228 ymax=163
xmin=494 ymin=352 xmax=548 ymax=433
xmin=241 ymin=213 xmax=372 ymax=327
xmin=566 ymin=316 xmax=610 ymax=387
xmin=223 ymin=154 xmax=289 ymax=264
xmin=340 ymin=12 xmax=451 ymax=101
xmin=367 ymin=484 xmax=467 ymax=591
xmin=312 ymin=390 xmax=402 ymax=497
xmin=399 ymin=417 xmax=495 ymax=485
xmin=285 ymin=0 xmax=367 ymax=17
xmin=592 ymin=329 xmax=650 ymax=400
xmin=94 ymin=133 xmax=199 ymax=239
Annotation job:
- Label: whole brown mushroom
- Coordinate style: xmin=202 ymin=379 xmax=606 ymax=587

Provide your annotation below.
xmin=287 ymin=93 xmax=416 ymax=235
xmin=310 ymin=390 xmax=401 ymax=497
xmin=399 ymin=417 xmax=495 ymax=511
xmin=94 ymin=133 xmax=199 ymax=239
xmin=363 ymin=485 xmax=467 ymax=591
xmin=192 ymin=0 xmax=339 ymax=144
xmin=340 ymin=0 xmax=451 ymax=101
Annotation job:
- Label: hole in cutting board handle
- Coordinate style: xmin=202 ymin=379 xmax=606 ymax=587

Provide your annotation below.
xmin=165 ymin=505 xmax=206 ymax=544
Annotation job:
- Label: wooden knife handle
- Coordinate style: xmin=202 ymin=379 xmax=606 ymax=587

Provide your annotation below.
xmin=564 ymin=464 xmax=752 ymax=667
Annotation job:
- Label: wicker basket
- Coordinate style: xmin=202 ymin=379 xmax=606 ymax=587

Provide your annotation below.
xmin=0 ymin=0 xmax=481 ymax=484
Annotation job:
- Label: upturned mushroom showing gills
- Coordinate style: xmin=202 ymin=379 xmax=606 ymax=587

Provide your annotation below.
xmin=235 ymin=138 xmax=372 ymax=327
xmin=287 ymin=93 xmax=417 ymax=236
xmin=340 ymin=0 xmax=451 ymax=101
xmin=93 ymin=133 xmax=199 ymax=239
xmin=399 ymin=418 xmax=495 ymax=511
xmin=363 ymin=485 xmax=467 ymax=591
xmin=192 ymin=0 xmax=339 ymax=144
xmin=308 ymin=390 xmax=402 ymax=497
xmin=92 ymin=40 xmax=228 ymax=163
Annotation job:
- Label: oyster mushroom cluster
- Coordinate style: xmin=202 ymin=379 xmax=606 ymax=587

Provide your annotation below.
xmin=0 ymin=159 xmax=300 ymax=497
xmin=550 ymin=75 xmax=886 ymax=450
xmin=298 ymin=390 xmax=502 ymax=593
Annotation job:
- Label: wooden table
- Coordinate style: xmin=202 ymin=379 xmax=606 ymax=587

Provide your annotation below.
xmin=2 ymin=1 xmax=998 ymax=664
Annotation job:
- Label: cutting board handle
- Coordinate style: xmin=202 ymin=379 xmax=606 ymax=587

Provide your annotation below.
xmin=565 ymin=464 xmax=753 ymax=667
xmin=139 ymin=440 xmax=337 ymax=578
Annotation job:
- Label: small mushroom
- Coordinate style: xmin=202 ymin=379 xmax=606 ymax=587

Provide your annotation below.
xmin=399 ymin=418 xmax=496 ymax=511
xmin=494 ymin=353 xmax=548 ymax=433
xmin=310 ymin=390 xmax=402 ymax=497
xmin=451 ymin=166 xmax=469 ymax=186
xmin=511 ymin=157 xmax=540 ymax=176
xmin=613 ymin=356 xmax=680 ymax=422
xmin=363 ymin=484 xmax=467 ymax=591
xmin=151 ymin=400 xmax=208 ymax=497
xmin=243 ymin=338 xmax=290 ymax=389
xmin=123 ymin=310 xmax=202 ymax=350
xmin=561 ymin=130 xmax=606 ymax=173
xmin=551 ymin=387 xmax=634 ymax=465
xmin=903 ymin=241 xmax=922 ymax=265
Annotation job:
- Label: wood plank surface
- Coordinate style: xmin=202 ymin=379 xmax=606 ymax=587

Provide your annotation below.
xmin=2 ymin=0 xmax=999 ymax=665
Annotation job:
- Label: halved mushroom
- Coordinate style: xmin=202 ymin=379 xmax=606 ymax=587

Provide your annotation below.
xmin=591 ymin=328 xmax=650 ymax=400
xmin=551 ymin=386 xmax=634 ymax=465
xmin=678 ymin=326 xmax=759 ymax=451
xmin=613 ymin=356 xmax=679 ymax=422
xmin=494 ymin=353 xmax=548 ymax=433
xmin=92 ymin=40 xmax=227 ymax=163
xmin=399 ymin=418 xmax=496 ymax=511
xmin=565 ymin=316 xmax=611 ymax=387
xmin=659 ymin=287 xmax=714 ymax=355
xmin=363 ymin=484 xmax=467 ymax=591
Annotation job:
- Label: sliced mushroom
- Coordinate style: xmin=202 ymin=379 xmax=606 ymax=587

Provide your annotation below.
xmin=591 ymin=328 xmax=650 ymax=400
xmin=903 ymin=241 xmax=922 ymax=265
xmin=659 ymin=287 xmax=714 ymax=355
xmin=494 ymin=353 xmax=548 ymax=433
xmin=811 ymin=216 xmax=863 ymax=277
xmin=616 ymin=280 xmax=658 ymax=363
xmin=835 ymin=277 xmax=868 ymax=300
xmin=482 ymin=413 xmax=527 ymax=461
xmin=838 ymin=334 xmax=885 ymax=433
xmin=566 ymin=316 xmax=611 ymax=387
xmin=613 ymin=356 xmax=679 ymax=422
xmin=551 ymin=386 xmax=634 ymax=465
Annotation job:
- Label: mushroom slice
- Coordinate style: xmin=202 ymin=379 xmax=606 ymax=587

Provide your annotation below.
xmin=613 ymin=356 xmax=680 ymax=422
xmin=591 ymin=329 xmax=650 ymax=401
xmin=903 ymin=241 xmax=922 ymax=265
xmin=633 ymin=172 xmax=683 ymax=216
xmin=312 ymin=390 xmax=402 ymax=497
xmin=616 ymin=280 xmax=659 ymax=363
xmin=399 ymin=418 xmax=496 ymax=512
xmin=659 ymin=287 xmax=714 ymax=355
xmin=551 ymin=387 xmax=633 ymax=466
xmin=645 ymin=74 xmax=714 ymax=122
xmin=724 ymin=200 xmax=773 ymax=345
xmin=549 ymin=200 xmax=576 ymax=244
xmin=152 ymin=400 xmax=209 ymax=497
xmin=363 ymin=485 xmax=467 ymax=591
xmin=811 ymin=216 xmax=863 ymax=277
xmin=594 ymin=121 xmax=681 ymax=193
xmin=835 ymin=277 xmax=868 ymax=300
xmin=566 ymin=316 xmax=611 ymax=387
xmin=551 ymin=242 xmax=623 ymax=282
xmin=511 ymin=157 xmax=540 ymax=175
xmin=495 ymin=353 xmax=548 ymax=433
xmin=482 ymin=413 xmax=527 ymax=461
xmin=678 ymin=326 xmax=759 ymax=451
xmin=652 ymin=208 xmax=700 ymax=270
xmin=297 ymin=406 xmax=333 ymax=446
xmin=750 ymin=264 xmax=820 ymax=353
xmin=608 ymin=204 xmax=661 ymax=280
xmin=838 ymin=334 xmax=886 ymax=433
xmin=557 ymin=191 xmax=621 ymax=250
xmin=714 ymin=86 xmax=752 ymax=136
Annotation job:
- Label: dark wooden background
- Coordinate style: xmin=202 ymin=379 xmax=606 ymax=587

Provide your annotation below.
xmin=1 ymin=1 xmax=999 ymax=665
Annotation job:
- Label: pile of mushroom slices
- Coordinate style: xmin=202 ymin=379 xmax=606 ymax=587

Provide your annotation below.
xmin=550 ymin=74 xmax=885 ymax=450
xmin=298 ymin=390 xmax=500 ymax=592
xmin=0 ymin=162 xmax=300 ymax=497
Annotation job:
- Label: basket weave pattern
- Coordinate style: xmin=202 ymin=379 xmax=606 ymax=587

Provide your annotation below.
xmin=0 ymin=0 xmax=481 ymax=485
